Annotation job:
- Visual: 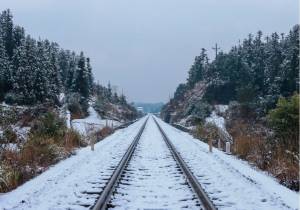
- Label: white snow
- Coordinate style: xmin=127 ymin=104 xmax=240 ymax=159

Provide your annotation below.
xmin=155 ymin=116 xmax=299 ymax=210
xmin=215 ymin=104 xmax=229 ymax=113
xmin=206 ymin=111 xmax=232 ymax=142
xmin=0 ymin=117 xmax=147 ymax=210
xmin=71 ymin=107 xmax=121 ymax=135
xmin=206 ymin=111 xmax=227 ymax=131
xmin=66 ymin=110 xmax=71 ymax=129
xmin=1 ymin=115 xmax=298 ymax=210
xmin=12 ymin=126 xmax=30 ymax=141
xmin=110 ymin=118 xmax=200 ymax=209
xmin=58 ymin=93 xmax=65 ymax=103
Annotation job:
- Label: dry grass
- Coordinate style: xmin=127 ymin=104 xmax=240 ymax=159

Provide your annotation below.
xmin=0 ymin=128 xmax=85 ymax=193
xmin=227 ymin=119 xmax=299 ymax=191
xmin=95 ymin=126 xmax=114 ymax=142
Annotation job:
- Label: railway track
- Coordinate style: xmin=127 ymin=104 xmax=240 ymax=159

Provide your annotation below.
xmin=92 ymin=115 xmax=216 ymax=210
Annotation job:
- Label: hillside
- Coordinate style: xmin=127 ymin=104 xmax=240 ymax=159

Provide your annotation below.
xmin=0 ymin=9 xmax=137 ymax=193
xmin=161 ymin=25 xmax=299 ymax=190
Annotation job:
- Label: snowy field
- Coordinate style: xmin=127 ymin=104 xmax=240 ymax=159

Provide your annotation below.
xmin=0 ymin=117 xmax=147 ymax=210
xmin=155 ymin=116 xmax=299 ymax=210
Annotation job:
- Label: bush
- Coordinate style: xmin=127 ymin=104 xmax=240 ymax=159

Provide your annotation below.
xmin=2 ymin=127 xmax=17 ymax=144
xmin=0 ymin=150 xmax=25 ymax=192
xmin=186 ymin=100 xmax=212 ymax=122
xmin=64 ymin=129 xmax=85 ymax=151
xmin=194 ymin=122 xmax=219 ymax=145
xmin=95 ymin=126 xmax=113 ymax=141
xmin=267 ymin=93 xmax=299 ymax=154
xmin=31 ymin=112 xmax=66 ymax=140
xmin=204 ymin=82 xmax=236 ymax=104
xmin=67 ymin=93 xmax=88 ymax=119
xmin=4 ymin=92 xmax=18 ymax=105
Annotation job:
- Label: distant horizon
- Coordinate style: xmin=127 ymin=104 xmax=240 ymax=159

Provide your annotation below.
xmin=0 ymin=0 xmax=298 ymax=103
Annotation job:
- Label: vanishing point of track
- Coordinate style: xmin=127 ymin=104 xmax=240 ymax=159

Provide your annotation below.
xmin=92 ymin=116 xmax=217 ymax=210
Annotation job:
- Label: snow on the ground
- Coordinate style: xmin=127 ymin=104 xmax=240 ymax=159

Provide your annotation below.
xmin=66 ymin=110 xmax=71 ymax=129
xmin=71 ymin=107 xmax=121 ymax=135
xmin=206 ymin=110 xmax=232 ymax=142
xmin=215 ymin=104 xmax=229 ymax=113
xmin=155 ymin=116 xmax=299 ymax=210
xmin=0 ymin=103 xmax=27 ymax=110
xmin=12 ymin=126 xmax=30 ymax=141
xmin=1 ymin=115 xmax=298 ymax=210
xmin=110 ymin=117 xmax=200 ymax=209
xmin=206 ymin=111 xmax=227 ymax=131
xmin=0 ymin=117 xmax=147 ymax=210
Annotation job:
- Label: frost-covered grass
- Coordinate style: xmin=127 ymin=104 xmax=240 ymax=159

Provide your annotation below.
xmin=0 ymin=111 xmax=84 ymax=193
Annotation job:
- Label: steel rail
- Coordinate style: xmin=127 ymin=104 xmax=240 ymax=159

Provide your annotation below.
xmin=92 ymin=117 xmax=148 ymax=210
xmin=153 ymin=116 xmax=217 ymax=210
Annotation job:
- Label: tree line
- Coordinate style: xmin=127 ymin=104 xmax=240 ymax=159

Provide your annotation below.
xmin=174 ymin=25 xmax=299 ymax=115
xmin=0 ymin=9 xmax=93 ymax=105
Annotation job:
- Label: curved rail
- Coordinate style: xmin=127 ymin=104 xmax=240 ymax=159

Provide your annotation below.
xmin=92 ymin=117 xmax=148 ymax=210
xmin=153 ymin=117 xmax=217 ymax=210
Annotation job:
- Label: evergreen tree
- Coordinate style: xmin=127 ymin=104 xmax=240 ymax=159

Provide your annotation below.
xmin=0 ymin=9 xmax=14 ymax=58
xmin=187 ymin=48 xmax=208 ymax=87
xmin=34 ymin=41 xmax=50 ymax=103
xmin=280 ymin=25 xmax=299 ymax=96
xmin=11 ymin=36 xmax=37 ymax=104
xmin=107 ymin=82 xmax=112 ymax=101
xmin=86 ymin=57 xmax=93 ymax=90
xmin=72 ymin=52 xmax=90 ymax=99
xmin=0 ymin=35 xmax=10 ymax=100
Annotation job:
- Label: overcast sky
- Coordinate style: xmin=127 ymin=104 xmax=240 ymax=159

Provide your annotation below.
xmin=0 ymin=0 xmax=298 ymax=102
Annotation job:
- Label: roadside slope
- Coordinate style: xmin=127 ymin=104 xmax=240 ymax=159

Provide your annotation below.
xmin=155 ymin=117 xmax=299 ymax=210
xmin=0 ymin=117 xmax=146 ymax=210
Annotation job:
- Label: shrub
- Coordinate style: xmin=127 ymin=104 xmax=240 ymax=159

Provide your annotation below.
xmin=67 ymin=93 xmax=88 ymax=119
xmin=194 ymin=122 xmax=219 ymax=145
xmin=4 ymin=92 xmax=18 ymax=105
xmin=0 ymin=150 xmax=24 ymax=192
xmin=204 ymin=82 xmax=236 ymax=104
xmin=2 ymin=127 xmax=17 ymax=144
xmin=64 ymin=129 xmax=85 ymax=151
xmin=267 ymin=93 xmax=299 ymax=154
xmin=97 ymin=126 xmax=113 ymax=141
xmin=186 ymin=100 xmax=212 ymax=122
xmin=31 ymin=112 xmax=66 ymax=140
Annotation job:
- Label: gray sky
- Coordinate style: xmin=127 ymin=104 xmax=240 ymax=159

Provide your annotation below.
xmin=0 ymin=0 xmax=298 ymax=103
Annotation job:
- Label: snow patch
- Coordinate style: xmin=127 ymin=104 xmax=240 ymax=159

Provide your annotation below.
xmin=215 ymin=104 xmax=229 ymax=113
xmin=71 ymin=107 xmax=120 ymax=135
xmin=205 ymin=110 xmax=232 ymax=142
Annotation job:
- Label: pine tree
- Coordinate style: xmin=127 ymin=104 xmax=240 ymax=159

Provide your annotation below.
xmin=107 ymin=81 xmax=112 ymax=101
xmin=72 ymin=52 xmax=90 ymax=99
xmin=48 ymin=42 xmax=61 ymax=101
xmin=280 ymin=25 xmax=299 ymax=96
xmin=0 ymin=34 xmax=10 ymax=100
xmin=13 ymin=25 xmax=25 ymax=50
xmin=264 ymin=32 xmax=283 ymax=96
xmin=0 ymin=9 xmax=14 ymax=58
xmin=187 ymin=48 xmax=208 ymax=87
xmin=86 ymin=57 xmax=93 ymax=91
xmin=34 ymin=41 xmax=50 ymax=103
xmin=12 ymin=36 xmax=37 ymax=104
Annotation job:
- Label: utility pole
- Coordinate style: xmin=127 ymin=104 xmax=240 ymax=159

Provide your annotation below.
xmin=212 ymin=43 xmax=220 ymax=58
